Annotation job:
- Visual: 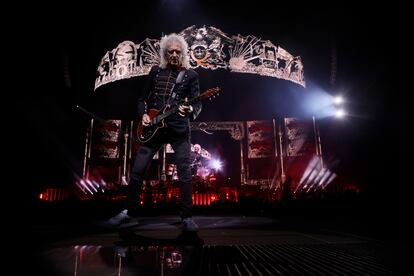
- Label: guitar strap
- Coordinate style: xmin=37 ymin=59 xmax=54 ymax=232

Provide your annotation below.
xmin=176 ymin=69 xmax=186 ymax=84
xmin=170 ymin=69 xmax=186 ymax=101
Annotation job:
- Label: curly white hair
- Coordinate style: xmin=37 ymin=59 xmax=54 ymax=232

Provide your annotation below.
xmin=159 ymin=33 xmax=190 ymax=69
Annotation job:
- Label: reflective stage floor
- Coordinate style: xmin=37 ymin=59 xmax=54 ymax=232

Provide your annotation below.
xmin=27 ymin=213 xmax=410 ymax=275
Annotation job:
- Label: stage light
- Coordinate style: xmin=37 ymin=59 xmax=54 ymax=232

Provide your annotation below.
xmin=210 ymin=159 xmax=223 ymax=170
xmin=333 ymin=95 xmax=343 ymax=105
xmin=334 ymin=109 xmax=346 ymax=118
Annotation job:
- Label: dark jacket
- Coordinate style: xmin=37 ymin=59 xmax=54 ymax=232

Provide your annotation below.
xmin=138 ymin=65 xmax=202 ymax=134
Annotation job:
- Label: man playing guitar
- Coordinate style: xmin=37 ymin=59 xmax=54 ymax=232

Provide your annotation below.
xmin=107 ymin=33 xmax=201 ymax=232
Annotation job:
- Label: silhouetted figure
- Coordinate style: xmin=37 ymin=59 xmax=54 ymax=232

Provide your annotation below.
xmin=280 ymin=175 xmax=293 ymax=202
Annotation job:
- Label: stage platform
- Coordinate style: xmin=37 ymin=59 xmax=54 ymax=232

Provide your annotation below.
xmin=27 ymin=209 xmax=409 ymax=276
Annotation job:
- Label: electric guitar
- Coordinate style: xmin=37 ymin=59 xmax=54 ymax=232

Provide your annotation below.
xmin=137 ymin=87 xmax=220 ymax=143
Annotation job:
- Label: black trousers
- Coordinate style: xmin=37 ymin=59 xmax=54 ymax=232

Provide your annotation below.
xmin=126 ymin=128 xmax=193 ymax=219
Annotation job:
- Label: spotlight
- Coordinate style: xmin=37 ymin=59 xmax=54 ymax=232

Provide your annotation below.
xmin=334 ymin=109 xmax=346 ymax=118
xmin=333 ymin=95 xmax=343 ymax=105
xmin=210 ymin=159 xmax=223 ymax=170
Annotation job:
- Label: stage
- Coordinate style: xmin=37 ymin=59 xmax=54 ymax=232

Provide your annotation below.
xmin=22 ymin=2 xmax=402 ymax=275
xmin=29 ymin=208 xmax=407 ymax=275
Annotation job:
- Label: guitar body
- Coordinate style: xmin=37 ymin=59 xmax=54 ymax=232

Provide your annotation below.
xmin=137 ymin=107 xmax=167 ymax=143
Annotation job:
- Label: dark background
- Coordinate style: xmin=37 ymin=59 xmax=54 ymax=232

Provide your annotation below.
xmin=19 ymin=1 xmax=407 ymax=226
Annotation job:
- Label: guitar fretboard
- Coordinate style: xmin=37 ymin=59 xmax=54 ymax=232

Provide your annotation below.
xmin=150 ymin=95 xmax=203 ymax=126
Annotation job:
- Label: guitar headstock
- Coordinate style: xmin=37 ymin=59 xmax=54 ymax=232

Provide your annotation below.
xmin=200 ymin=87 xmax=220 ymax=100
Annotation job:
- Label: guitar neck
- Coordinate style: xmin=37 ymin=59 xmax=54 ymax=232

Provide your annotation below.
xmin=149 ymin=86 xmax=220 ymax=126
xmin=157 ymin=96 xmax=201 ymax=122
